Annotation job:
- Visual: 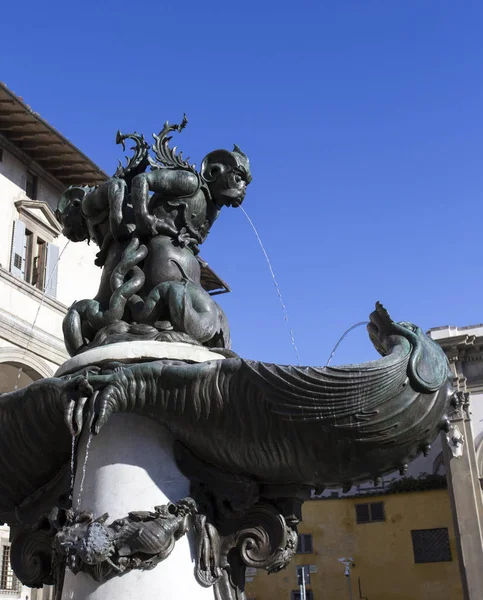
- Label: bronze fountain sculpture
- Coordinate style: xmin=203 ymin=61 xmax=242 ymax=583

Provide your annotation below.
xmin=0 ymin=117 xmax=454 ymax=600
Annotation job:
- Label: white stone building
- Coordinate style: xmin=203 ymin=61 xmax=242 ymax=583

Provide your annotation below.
xmin=0 ymin=82 xmax=106 ymax=600
xmin=426 ymin=324 xmax=483 ymax=600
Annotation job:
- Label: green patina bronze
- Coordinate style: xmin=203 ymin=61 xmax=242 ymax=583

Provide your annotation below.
xmin=0 ymin=118 xmax=454 ymax=600
xmin=56 ymin=116 xmax=251 ymax=355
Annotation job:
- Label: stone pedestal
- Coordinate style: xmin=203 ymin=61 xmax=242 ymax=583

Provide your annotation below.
xmin=55 ymin=340 xmax=225 ymax=377
xmin=59 ymin=342 xmax=223 ymax=600
xmin=62 ymin=415 xmax=213 ymax=600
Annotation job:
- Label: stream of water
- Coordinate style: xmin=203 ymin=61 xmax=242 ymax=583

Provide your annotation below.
xmin=70 ymin=435 xmax=76 ymax=503
xmin=76 ymin=432 xmax=93 ymax=509
xmin=238 ymin=206 xmax=301 ymax=365
xmin=325 ymin=321 xmax=370 ymax=367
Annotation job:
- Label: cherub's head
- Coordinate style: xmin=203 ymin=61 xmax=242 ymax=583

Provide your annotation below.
xmin=56 ymin=186 xmax=90 ymax=242
xmin=201 ymin=145 xmax=252 ymax=207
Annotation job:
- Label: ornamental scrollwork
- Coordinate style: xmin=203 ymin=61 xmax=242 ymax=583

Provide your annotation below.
xmin=52 ymin=498 xmax=196 ymax=582
xmin=449 ymin=391 xmax=471 ymax=421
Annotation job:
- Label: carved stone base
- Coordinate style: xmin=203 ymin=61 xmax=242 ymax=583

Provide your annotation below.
xmin=55 ymin=340 xmax=225 ymax=377
xmin=62 ymin=414 xmax=213 ymax=600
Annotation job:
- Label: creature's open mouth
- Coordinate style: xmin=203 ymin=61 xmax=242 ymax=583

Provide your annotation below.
xmin=63 ymin=225 xmax=87 ymax=243
xmin=367 ymin=321 xmax=387 ymax=356
xmin=367 ymin=304 xmax=393 ymax=356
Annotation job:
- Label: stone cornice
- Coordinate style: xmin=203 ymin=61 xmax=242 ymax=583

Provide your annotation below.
xmin=15 ymin=199 xmax=62 ymax=242
xmin=0 ymin=267 xmax=67 ymax=317
xmin=438 ymin=334 xmax=477 ymax=348
xmin=0 ymin=82 xmax=107 ymax=188
xmin=0 ymin=306 xmax=68 ymax=366
xmin=0 ymin=133 xmax=65 ymax=193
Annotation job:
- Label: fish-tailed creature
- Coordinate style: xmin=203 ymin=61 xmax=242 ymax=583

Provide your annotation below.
xmin=52 ymin=498 xmax=196 ymax=582
xmin=0 ymin=303 xmax=453 ymax=523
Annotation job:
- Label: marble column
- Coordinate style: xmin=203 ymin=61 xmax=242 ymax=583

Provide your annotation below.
xmin=57 ymin=342 xmax=223 ymax=600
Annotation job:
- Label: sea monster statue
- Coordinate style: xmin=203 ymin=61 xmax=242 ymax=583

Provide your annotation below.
xmin=56 ymin=116 xmax=251 ymax=356
xmin=0 ymin=118 xmax=455 ymax=600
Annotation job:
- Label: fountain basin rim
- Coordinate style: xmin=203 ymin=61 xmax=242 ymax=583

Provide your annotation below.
xmin=56 ymin=341 xmax=226 ymax=376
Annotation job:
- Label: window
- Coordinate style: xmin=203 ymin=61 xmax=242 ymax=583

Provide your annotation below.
xmin=411 ymin=528 xmax=452 ymax=564
xmin=10 ymin=217 xmax=60 ymax=298
xmin=355 ymin=502 xmax=385 ymax=524
xmin=297 ymin=565 xmax=310 ymax=585
xmin=297 ymin=534 xmax=313 ymax=554
xmin=25 ymin=230 xmax=48 ymax=290
xmin=0 ymin=545 xmax=20 ymax=592
xmin=26 ymin=172 xmax=38 ymax=199
xmin=291 ymin=592 xmax=314 ymax=600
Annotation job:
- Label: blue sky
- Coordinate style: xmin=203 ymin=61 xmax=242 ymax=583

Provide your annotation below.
xmin=1 ymin=1 xmax=482 ymax=366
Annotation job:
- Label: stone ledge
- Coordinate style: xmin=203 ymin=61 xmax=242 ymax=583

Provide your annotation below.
xmin=0 ymin=266 xmax=68 ymax=316
xmin=0 ymin=307 xmax=67 ymax=365
xmin=55 ymin=340 xmax=225 ymax=376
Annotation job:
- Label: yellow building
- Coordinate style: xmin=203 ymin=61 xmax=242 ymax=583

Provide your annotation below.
xmin=245 ymin=489 xmax=463 ymax=600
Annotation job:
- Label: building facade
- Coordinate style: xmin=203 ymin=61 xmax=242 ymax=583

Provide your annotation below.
xmin=245 ymin=489 xmax=463 ymax=600
xmin=0 ymin=82 xmax=106 ymax=599
xmin=428 ymin=324 xmax=483 ymax=600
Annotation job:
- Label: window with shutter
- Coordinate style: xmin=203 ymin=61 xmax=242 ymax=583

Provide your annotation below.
xmin=10 ymin=220 xmax=26 ymax=279
xmin=25 ymin=231 xmax=48 ymax=290
xmin=411 ymin=528 xmax=452 ymax=563
xmin=356 ymin=502 xmax=385 ymax=524
xmin=296 ymin=534 xmax=313 ymax=554
xmin=355 ymin=504 xmax=370 ymax=523
xmin=44 ymin=243 xmax=59 ymax=298
xmin=369 ymin=502 xmax=385 ymax=522
xmin=10 ymin=199 xmax=62 ymax=296
xmin=9 ymin=220 xmax=60 ymax=297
